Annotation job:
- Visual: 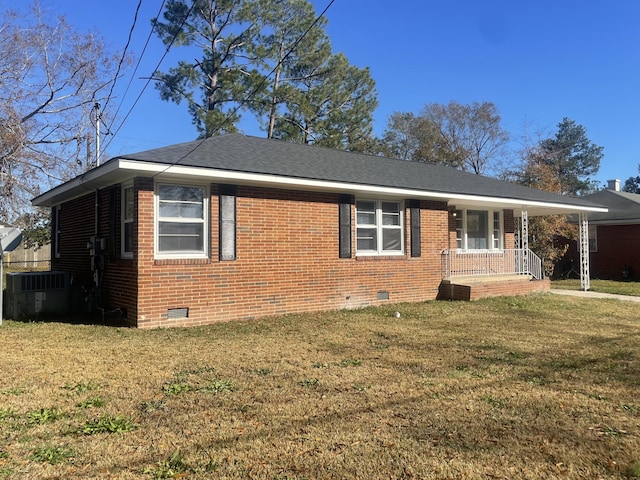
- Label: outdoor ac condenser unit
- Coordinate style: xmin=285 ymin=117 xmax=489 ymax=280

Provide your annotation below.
xmin=5 ymin=271 xmax=70 ymax=320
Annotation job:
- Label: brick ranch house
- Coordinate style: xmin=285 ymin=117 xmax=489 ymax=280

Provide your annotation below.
xmin=32 ymin=134 xmax=606 ymax=328
xmin=577 ymin=180 xmax=640 ymax=280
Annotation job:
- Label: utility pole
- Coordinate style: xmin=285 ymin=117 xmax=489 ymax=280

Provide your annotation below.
xmin=86 ymin=132 xmax=92 ymax=171
xmin=94 ymin=102 xmax=101 ymax=167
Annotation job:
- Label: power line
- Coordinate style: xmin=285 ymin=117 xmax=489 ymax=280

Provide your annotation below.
xmin=100 ymin=0 xmax=191 ymax=157
xmin=101 ymin=0 xmax=167 ymax=154
xmin=150 ymin=0 xmax=336 ymax=178
xmin=101 ymin=0 xmax=143 ymax=121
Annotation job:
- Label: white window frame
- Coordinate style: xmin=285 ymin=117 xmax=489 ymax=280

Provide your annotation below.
xmin=154 ymin=182 xmax=209 ymax=259
xmin=121 ymin=183 xmax=134 ymax=259
xmin=455 ymin=208 xmax=503 ymax=251
xmin=356 ymin=199 xmax=404 ymax=256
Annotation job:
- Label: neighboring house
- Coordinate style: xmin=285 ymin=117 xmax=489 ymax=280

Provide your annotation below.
xmin=580 ymin=180 xmax=640 ymax=280
xmin=32 ymin=134 xmax=605 ymax=328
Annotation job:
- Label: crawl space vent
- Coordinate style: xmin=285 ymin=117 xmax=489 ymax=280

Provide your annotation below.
xmin=377 ymin=291 xmax=390 ymax=301
xmin=167 ymin=308 xmax=189 ymax=319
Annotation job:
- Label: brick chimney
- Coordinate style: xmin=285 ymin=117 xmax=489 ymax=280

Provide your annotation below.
xmin=607 ymin=179 xmax=620 ymax=191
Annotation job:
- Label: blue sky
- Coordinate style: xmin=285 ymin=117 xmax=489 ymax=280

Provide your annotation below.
xmin=42 ymin=0 xmax=640 ymax=187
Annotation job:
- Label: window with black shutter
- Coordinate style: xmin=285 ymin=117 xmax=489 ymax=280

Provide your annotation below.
xmin=338 ymin=194 xmax=352 ymax=258
xmin=219 ymin=185 xmax=237 ymax=261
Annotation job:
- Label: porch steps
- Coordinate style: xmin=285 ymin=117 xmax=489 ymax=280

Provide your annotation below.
xmin=438 ymin=274 xmax=550 ymax=301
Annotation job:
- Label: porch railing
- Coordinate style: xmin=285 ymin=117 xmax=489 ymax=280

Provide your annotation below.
xmin=441 ymin=249 xmax=544 ymax=280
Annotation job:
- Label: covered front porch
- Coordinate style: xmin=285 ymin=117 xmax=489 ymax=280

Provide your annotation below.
xmin=438 ymin=248 xmax=549 ymax=300
xmin=436 ymin=207 xmax=594 ymax=300
xmin=441 ymin=248 xmax=544 ymax=280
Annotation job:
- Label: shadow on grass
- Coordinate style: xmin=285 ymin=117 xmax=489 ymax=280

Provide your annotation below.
xmin=8 ymin=308 xmax=131 ymax=328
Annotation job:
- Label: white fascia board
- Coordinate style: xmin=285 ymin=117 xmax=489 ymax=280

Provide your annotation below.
xmin=138 ymin=161 xmax=607 ymax=214
xmin=34 ymin=159 xmax=608 ymax=215
xmin=32 ymin=160 xmax=123 ymax=206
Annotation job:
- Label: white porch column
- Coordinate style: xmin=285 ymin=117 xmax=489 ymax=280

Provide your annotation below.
xmin=520 ymin=208 xmax=529 ymax=250
xmin=578 ymin=213 xmax=591 ymax=291
xmin=520 ymin=208 xmax=529 ymax=274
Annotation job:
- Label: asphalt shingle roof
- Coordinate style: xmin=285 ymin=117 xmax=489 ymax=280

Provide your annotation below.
xmin=582 ymin=189 xmax=640 ymax=223
xmin=117 ymin=134 xmax=601 ymax=210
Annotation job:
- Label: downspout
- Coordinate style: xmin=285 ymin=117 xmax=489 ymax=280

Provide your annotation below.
xmin=94 ymin=188 xmax=99 ymax=289
xmin=93 ymin=188 xmax=105 ymax=308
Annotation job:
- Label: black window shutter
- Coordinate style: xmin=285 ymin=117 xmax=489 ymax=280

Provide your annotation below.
xmin=219 ymin=184 xmax=237 ymax=261
xmin=338 ymin=194 xmax=352 ymax=258
xmin=410 ymin=199 xmax=421 ymax=257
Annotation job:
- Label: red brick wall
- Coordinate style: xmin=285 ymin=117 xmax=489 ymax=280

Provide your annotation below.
xmin=503 ymin=210 xmax=516 ymax=248
xmin=133 ymin=184 xmax=450 ymax=328
xmin=98 ymin=185 xmax=138 ymax=323
xmin=51 ymin=187 xmax=138 ymax=323
xmin=52 ymin=193 xmax=94 ymax=279
xmin=590 ymin=224 xmax=640 ymax=279
xmin=53 ymin=180 xmax=529 ymax=328
xmin=442 ymin=278 xmax=550 ymax=301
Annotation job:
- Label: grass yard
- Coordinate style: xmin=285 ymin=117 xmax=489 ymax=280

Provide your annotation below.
xmin=552 ymin=279 xmax=640 ymax=297
xmin=0 ymin=294 xmax=639 ymax=479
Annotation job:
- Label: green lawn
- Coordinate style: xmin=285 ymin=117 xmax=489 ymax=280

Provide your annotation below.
xmin=1 ymin=294 xmax=639 ymax=479
xmin=552 ymin=278 xmax=640 ymax=296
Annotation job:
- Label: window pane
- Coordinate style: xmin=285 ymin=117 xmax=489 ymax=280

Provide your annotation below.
xmin=159 ymin=185 xmax=202 ymax=202
xmin=455 ymin=210 xmax=463 ymax=248
xmin=158 ymin=222 xmax=203 ymax=252
xmin=381 ymin=202 xmax=400 ymax=226
xmin=124 ymin=187 xmax=134 ymax=220
xmin=158 ymin=185 xmax=204 ymax=219
xmin=159 ymin=201 xmax=203 ymax=219
xmin=468 ymin=237 xmax=487 ymax=249
xmin=357 ymin=211 xmax=376 ymax=225
xmin=124 ymin=223 xmax=133 ymax=253
xmin=356 ymin=200 xmax=376 ymax=226
xmin=381 ymin=202 xmax=399 ymax=214
xmin=382 ymin=213 xmax=399 ymax=226
xmin=493 ymin=212 xmax=501 ymax=249
xmin=357 ymin=227 xmax=377 ymax=251
xmin=382 ymin=229 xmax=402 ymax=251
xmin=357 ymin=200 xmax=375 ymax=212
xmin=467 ymin=210 xmax=488 ymax=249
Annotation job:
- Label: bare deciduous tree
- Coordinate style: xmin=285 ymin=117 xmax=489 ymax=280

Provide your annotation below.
xmin=383 ymin=101 xmax=509 ymax=175
xmin=0 ymin=2 xmax=121 ymax=224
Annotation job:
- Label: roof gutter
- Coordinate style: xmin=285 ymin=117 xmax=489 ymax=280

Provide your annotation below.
xmin=33 ymin=159 xmax=608 ymax=215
